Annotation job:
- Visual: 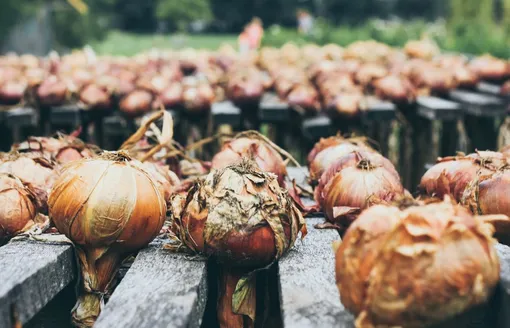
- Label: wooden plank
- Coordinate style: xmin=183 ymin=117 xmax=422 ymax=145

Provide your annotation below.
xmin=362 ymin=99 xmax=396 ymax=122
xmin=212 ymin=101 xmax=241 ymax=127
xmin=417 ymin=96 xmax=462 ymax=121
xmin=449 ymin=90 xmax=506 ymax=117
xmin=259 ymin=93 xmax=289 ymax=122
xmin=278 ymin=216 xmax=353 ymax=328
xmin=95 ymin=243 xmax=207 ymax=328
xmin=477 ymin=82 xmax=510 ymax=102
xmin=301 ymin=115 xmax=334 ymax=141
xmin=0 ymin=240 xmax=75 ymax=328
xmin=4 ymin=107 xmax=37 ymax=127
xmin=50 ymin=104 xmax=82 ymax=126
xmin=496 ymin=244 xmax=510 ymax=328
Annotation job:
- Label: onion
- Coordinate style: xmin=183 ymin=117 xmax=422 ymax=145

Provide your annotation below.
xmin=79 ymin=84 xmax=111 ymax=110
xmin=49 ymin=152 xmax=166 ymax=327
xmin=0 ymin=153 xmax=57 ymax=212
xmin=211 ymin=131 xmax=288 ymax=186
xmin=140 ymin=161 xmax=180 ymax=204
xmin=315 ymin=150 xmax=399 ymax=207
xmin=0 ymin=174 xmax=38 ymax=242
xmin=322 ymin=157 xmax=404 ymax=230
xmin=335 ymin=199 xmax=500 ymax=328
xmin=308 ymin=139 xmax=374 ymax=184
xmin=501 ymin=80 xmax=510 ymax=96
xmin=37 ymin=76 xmax=68 ymax=106
xmin=419 ymin=151 xmax=506 ymax=201
xmin=373 ymin=75 xmax=416 ymax=103
xmin=172 ymin=160 xmax=306 ymax=327
xmin=159 ymin=83 xmax=183 ymax=108
xmin=307 ymin=135 xmax=346 ymax=166
xmin=0 ymin=80 xmax=27 ymax=105
xmin=119 ymin=89 xmax=154 ymax=117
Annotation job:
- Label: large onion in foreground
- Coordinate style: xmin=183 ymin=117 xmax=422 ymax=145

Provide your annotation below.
xmin=335 ymin=199 xmax=500 ymax=328
xmin=49 ymin=152 xmax=166 ymax=327
xmin=172 ymin=160 xmax=306 ymax=328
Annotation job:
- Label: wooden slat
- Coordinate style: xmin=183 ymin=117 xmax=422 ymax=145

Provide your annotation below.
xmin=362 ymin=99 xmax=396 ymax=121
xmin=449 ymin=90 xmax=506 ymax=117
xmin=0 ymin=240 xmax=75 ymax=327
xmin=95 ymin=243 xmax=207 ymax=328
xmin=5 ymin=107 xmax=38 ymax=143
xmin=301 ymin=115 xmax=334 ymax=141
xmin=417 ymin=96 xmax=462 ymax=121
xmin=212 ymin=101 xmax=241 ymax=127
xmin=496 ymin=244 xmax=510 ymax=328
xmin=259 ymin=92 xmax=290 ymax=122
xmin=50 ymin=104 xmax=82 ymax=126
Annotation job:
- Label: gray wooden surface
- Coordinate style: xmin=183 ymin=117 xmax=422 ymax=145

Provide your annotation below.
xmin=94 ymin=244 xmax=207 ymax=328
xmin=0 ymin=240 xmax=75 ymax=328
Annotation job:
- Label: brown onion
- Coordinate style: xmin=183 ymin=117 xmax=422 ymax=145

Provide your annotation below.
xmin=0 ymin=173 xmax=38 ymax=242
xmin=79 ymin=84 xmax=111 ymax=110
xmin=211 ymin=131 xmax=288 ymax=186
xmin=0 ymin=153 xmax=57 ymax=212
xmin=307 ymin=135 xmax=346 ymax=166
xmin=322 ymin=158 xmax=404 ymax=229
xmin=315 ymin=150 xmax=399 ymax=207
xmin=335 ymin=199 xmax=500 ymax=328
xmin=37 ymin=76 xmax=68 ymax=106
xmin=172 ymin=160 xmax=305 ymax=327
xmin=159 ymin=83 xmax=183 ymax=108
xmin=119 ymin=89 xmax=154 ymax=117
xmin=0 ymin=80 xmax=27 ymax=105
xmin=49 ymin=152 xmax=166 ymax=327
xmin=373 ymin=75 xmax=416 ymax=103
xmin=309 ymin=140 xmax=374 ymax=184
xmin=419 ymin=151 xmax=506 ymax=201
xmin=140 ymin=161 xmax=180 ymax=204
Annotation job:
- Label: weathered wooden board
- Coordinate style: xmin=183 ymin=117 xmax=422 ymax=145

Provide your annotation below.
xmin=417 ymin=96 xmax=462 ymax=121
xmin=95 ymin=243 xmax=207 ymax=328
xmin=212 ymin=101 xmax=241 ymax=127
xmin=259 ymin=93 xmax=290 ymax=122
xmin=0 ymin=240 xmax=75 ymax=328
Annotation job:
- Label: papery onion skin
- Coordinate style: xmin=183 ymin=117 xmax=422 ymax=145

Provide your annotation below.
xmin=0 ymin=174 xmax=37 ymax=242
xmin=315 ymin=151 xmax=399 ymax=207
xmin=174 ymin=160 xmax=305 ymax=267
xmin=307 ymin=136 xmax=345 ymax=166
xmin=211 ymin=137 xmax=287 ymax=186
xmin=309 ymin=142 xmax=374 ymax=184
xmin=463 ymin=169 xmax=510 ymax=216
xmin=0 ymin=154 xmax=57 ymax=212
xmin=322 ymin=159 xmax=404 ymax=227
xmin=336 ymin=200 xmax=500 ymax=328
xmin=419 ymin=152 xmax=505 ymax=201
xmin=49 ymin=154 xmax=166 ymax=327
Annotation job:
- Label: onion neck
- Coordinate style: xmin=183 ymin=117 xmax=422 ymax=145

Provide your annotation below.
xmin=72 ymin=246 xmax=124 ymax=327
xmin=356 ymin=158 xmax=376 ymax=171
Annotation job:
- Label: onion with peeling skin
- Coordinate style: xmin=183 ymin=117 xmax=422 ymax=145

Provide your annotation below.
xmin=307 ymin=135 xmax=346 ymax=166
xmin=79 ymin=84 xmax=112 ymax=110
xmin=172 ymin=160 xmax=306 ymax=328
xmin=0 ymin=153 xmax=57 ymax=213
xmin=322 ymin=157 xmax=404 ymax=230
xmin=37 ymin=76 xmax=68 ymax=106
xmin=212 ymin=132 xmax=288 ymax=186
xmin=119 ymin=89 xmax=154 ymax=117
xmin=0 ymin=173 xmax=39 ymax=242
xmin=419 ymin=151 xmax=506 ymax=202
xmin=335 ymin=199 xmax=500 ymax=328
xmin=49 ymin=152 xmax=166 ymax=327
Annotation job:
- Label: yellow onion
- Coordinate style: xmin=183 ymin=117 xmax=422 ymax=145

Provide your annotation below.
xmin=172 ymin=160 xmax=306 ymax=327
xmin=211 ymin=131 xmax=288 ymax=186
xmin=309 ymin=138 xmax=374 ymax=185
xmin=322 ymin=157 xmax=404 ymax=230
xmin=315 ymin=150 xmax=399 ymax=208
xmin=0 ymin=173 xmax=38 ymax=242
xmin=419 ymin=151 xmax=506 ymax=202
xmin=49 ymin=152 xmax=166 ymax=327
xmin=0 ymin=153 xmax=57 ymax=212
xmin=335 ymin=199 xmax=500 ymax=328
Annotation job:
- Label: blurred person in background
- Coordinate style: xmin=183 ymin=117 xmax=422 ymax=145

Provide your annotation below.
xmin=297 ymin=9 xmax=314 ymax=35
xmin=245 ymin=17 xmax=264 ymax=51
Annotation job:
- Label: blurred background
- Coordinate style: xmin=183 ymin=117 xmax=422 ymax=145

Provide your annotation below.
xmin=1 ymin=0 xmax=509 ymax=57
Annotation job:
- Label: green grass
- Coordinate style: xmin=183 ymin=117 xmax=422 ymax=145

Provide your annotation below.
xmin=90 ymin=30 xmax=237 ymax=56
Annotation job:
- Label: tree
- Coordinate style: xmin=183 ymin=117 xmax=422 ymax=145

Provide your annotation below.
xmin=156 ymin=0 xmax=212 ymax=31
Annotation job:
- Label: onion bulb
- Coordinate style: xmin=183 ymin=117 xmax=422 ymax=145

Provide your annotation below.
xmin=0 ymin=173 xmax=38 ymax=242
xmin=315 ymin=150 xmax=399 ymax=208
xmin=322 ymin=157 xmax=404 ymax=230
xmin=211 ymin=131 xmax=290 ymax=186
xmin=308 ymin=138 xmax=374 ymax=185
xmin=49 ymin=152 xmax=166 ymax=327
xmin=172 ymin=160 xmax=306 ymax=327
xmin=419 ymin=151 xmax=506 ymax=201
xmin=0 ymin=153 xmax=57 ymax=212
xmin=335 ymin=198 xmax=500 ymax=328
